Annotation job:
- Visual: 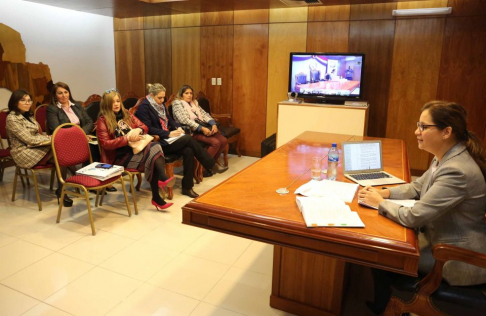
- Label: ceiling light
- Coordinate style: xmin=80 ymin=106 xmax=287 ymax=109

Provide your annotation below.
xmin=392 ymin=7 xmax=452 ymax=17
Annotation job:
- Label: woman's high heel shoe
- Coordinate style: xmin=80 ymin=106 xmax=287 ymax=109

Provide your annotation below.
xmin=152 ymin=199 xmax=173 ymax=211
xmin=158 ymin=176 xmax=176 ymax=189
xmin=55 ymin=189 xmax=73 ymax=207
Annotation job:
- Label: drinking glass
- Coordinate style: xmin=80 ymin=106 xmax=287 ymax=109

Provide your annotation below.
xmin=311 ymin=157 xmax=321 ymax=181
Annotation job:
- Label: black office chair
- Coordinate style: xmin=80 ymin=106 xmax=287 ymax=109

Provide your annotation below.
xmin=384 ymin=244 xmax=486 ymax=316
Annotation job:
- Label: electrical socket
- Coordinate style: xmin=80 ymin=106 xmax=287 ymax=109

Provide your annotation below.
xmin=211 ymin=78 xmax=216 ymax=85
xmin=217 ymin=78 xmax=222 ymax=85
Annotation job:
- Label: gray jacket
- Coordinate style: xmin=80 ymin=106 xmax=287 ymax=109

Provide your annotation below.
xmin=379 ymin=143 xmax=486 ymax=286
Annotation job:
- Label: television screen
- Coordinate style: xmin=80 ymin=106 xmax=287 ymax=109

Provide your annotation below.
xmin=289 ymin=53 xmax=365 ymax=102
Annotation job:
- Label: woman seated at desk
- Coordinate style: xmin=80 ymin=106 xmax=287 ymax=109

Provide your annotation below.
xmin=96 ymin=89 xmax=173 ymax=211
xmin=359 ymin=101 xmax=486 ymax=313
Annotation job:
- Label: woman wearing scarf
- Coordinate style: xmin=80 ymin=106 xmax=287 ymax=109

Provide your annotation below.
xmin=171 ymin=85 xmax=228 ymax=177
xmin=136 ymin=83 xmax=223 ymax=199
xmin=96 ymin=89 xmax=173 ymax=210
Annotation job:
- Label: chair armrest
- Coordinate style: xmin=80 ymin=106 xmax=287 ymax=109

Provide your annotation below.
xmin=212 ymin=114 xmax=232 ymax=128
xmin=417 ymin=244 xmax=486 ymax=297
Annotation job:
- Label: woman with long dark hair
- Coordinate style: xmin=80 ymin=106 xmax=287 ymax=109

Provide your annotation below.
xmin=359 ymin=101 xmax=486 ymax=313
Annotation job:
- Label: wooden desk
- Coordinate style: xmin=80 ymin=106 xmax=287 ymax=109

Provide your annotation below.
xmin=182 ymin=132 xmax=419 ymax=315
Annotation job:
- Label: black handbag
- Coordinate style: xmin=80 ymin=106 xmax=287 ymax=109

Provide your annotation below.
xmin=195 ymin=118 xmax=212 ymax=129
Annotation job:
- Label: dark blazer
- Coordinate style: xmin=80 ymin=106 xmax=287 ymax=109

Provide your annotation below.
xmin=135 ymin=98 xmax=180 ymax=146
xmin=46 ymin=102 xmax=93 ymax=135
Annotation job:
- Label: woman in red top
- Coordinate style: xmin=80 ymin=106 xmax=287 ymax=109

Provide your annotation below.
xmin=96 ymin=89 xmax=174 ymax=211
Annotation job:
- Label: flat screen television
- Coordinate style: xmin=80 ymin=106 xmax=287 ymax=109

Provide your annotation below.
xmin=288 ymin=52 xmax=365 ymax=103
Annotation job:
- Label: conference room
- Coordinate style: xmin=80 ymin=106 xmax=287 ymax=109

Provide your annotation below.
xmin=1 ymin=0 xmax=485 ymax=315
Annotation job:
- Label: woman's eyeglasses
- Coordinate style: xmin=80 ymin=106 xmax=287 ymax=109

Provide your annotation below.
xmin=417 ymin=122 xmax=437 ymax=132
xmin=105 ymin=88 xmax=119 ymax=94
xmin=19 ymin=99 xmax=33 ymax=104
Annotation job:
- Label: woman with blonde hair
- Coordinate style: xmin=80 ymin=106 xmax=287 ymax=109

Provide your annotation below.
xmin=96 ymin=89 xmax=174 ymax=211
xmin=136 ymin=83 xmax=222 ymax=198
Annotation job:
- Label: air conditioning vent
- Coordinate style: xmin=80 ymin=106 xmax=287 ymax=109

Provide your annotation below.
xmin=279 ymin=0 xmax=323 ymax=7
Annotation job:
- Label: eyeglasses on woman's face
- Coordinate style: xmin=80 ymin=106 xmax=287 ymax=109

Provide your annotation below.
xmin=19 ymin=99 xmax=33 ymax=104
xmin=416 ymin=122 xmax=437 ymax=132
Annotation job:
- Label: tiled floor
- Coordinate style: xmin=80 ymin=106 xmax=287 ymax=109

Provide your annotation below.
xmin=0 ymin=155 xmax=375 ymax=316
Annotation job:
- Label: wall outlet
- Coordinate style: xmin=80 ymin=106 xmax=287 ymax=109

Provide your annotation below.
xmin=211 ymin=78 xmax=216 ymax=85
xmin=217 ymin=78 xmax=222 ymax=85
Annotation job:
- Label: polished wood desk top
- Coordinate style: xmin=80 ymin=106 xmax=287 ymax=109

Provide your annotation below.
xmin=182 ymin=132 xmax=419 ymax=275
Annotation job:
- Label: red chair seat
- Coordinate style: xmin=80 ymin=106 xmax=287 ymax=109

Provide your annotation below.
xmin=32 ymin=164 xmax=54 ymax=169
xmin=125 ymin=168 xmax=140 ymax=173
xmin=0 ymin=149 xmax=10 ymax=157
xmin=66 ymin=175 xmax=121 ymax=187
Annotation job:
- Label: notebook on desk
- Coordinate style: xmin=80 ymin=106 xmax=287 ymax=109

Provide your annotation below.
xmin=342 ymin=140 xmax=406 ymax=186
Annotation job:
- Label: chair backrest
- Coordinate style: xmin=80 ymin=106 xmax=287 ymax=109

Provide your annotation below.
xmin=82 ymin=94 xmax=101 ymax=107
xmin=34 ymin=104 xmax=48 ymax=134
xmin=197 ymin=96 xmax=211 ymax=115
xmin=128 ymin=97 xmax=145 ymax=115
xmin=85 ymin=101 xmax=101 ymax=124
xmin=122 ymin=92 xmax=139 ymax=110
xmin=0 ymin=108 xmax=9 ymax=148
xmin=52 ymin=123 xmax=91 ymax=169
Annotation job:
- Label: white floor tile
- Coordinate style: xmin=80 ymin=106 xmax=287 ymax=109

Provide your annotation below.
xmin=0 ymin=232 xmax=18 ymax=248
xmin=22 ymin=221 xmax=89 ymax=251
xmin=204 ymin=267 xmax=294 ymax=316
xmin=100 ymin=214 xmax=161 ymax=239
xmin=21 ymin=302 xmax=72 ymax=316
xmin=0 ymin=284 xmax=39 ymax=316
xmin=106 ymin=283 xmax=199 ymax=316
xmin=233 ymin=241 xmax=274 ymax=276
xmin=183 ymin=230 xmax=252 ymax=265
xmin=190 ymin=303 xmax=243 ymax=316
xmin=58 ymin=230 xmax=135 ymax=265
xmin=100 ymin=240 xmax=179 ymax=281
xmin=1 ymin=252 xmax=93 ymax=300
xmin=44 ymin=267 xmax=142 ymax=316
xmin=138 ymin=221 xmax=206 ymax=252
xmin=148 ymin=253 xmax=230 ymax=300
xmin=0 ymin=240 xmax=53 ymax=280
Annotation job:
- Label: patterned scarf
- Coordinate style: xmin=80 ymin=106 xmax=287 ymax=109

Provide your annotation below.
xmin=147 ymin=95 xmax=168 ymax=128
xmin=181 ymin=100 xmax=203 ymax=121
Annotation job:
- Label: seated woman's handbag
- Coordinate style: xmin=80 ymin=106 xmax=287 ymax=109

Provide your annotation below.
xmin=195 ymin=118 xmax=212 ymax=130
xmin=117 ymin=121 xmax=154 ymax=154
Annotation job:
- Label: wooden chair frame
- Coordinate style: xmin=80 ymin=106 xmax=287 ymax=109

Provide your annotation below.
xmin=82 ymin=94 xmax=101 ymax=107
xmin=52 ymin=123 xmax=132 ymax=235
xmin=385 ymin=244 xmax=486 ymax=316
xmin=0 ymin=108 xmax=15 ymax=182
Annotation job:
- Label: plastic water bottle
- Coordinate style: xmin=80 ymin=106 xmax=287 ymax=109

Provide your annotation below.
xmin=327 ymin=143 xmax=339 ymax=181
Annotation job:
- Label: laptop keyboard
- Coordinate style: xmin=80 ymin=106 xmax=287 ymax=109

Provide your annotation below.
xmin=350 ymin=172 xmax=392 ymax=180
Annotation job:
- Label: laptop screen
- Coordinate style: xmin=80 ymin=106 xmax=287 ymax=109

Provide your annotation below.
xmin=343 ymin=141 xmax=383 ymax=173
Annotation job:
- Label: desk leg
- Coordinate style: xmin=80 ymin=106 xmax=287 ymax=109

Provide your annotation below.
xmin=270 ymin=246 xmax=347 ymax=316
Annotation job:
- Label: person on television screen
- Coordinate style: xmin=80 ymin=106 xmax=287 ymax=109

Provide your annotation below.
xmin=345 ymin=66 xmax=354 ymax=80
xmin=358 ymin=101 xmax=486 ymax=314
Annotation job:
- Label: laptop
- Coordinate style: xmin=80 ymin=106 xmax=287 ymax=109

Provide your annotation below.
xmin=342 ymin=140 xmax=406 ymax=186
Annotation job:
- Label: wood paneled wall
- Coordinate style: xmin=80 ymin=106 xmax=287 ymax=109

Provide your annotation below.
xmin=114 ymin=0 xmax=486 ymax=168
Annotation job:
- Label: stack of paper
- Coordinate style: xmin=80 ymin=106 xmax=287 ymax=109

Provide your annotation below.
xmin=295 ymin=180 xmax=364 ymax=228
xmin=296 ymin=196 xmax=365 ymax=227
xmin=76 ymin=162 xmax=124 ymax=181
